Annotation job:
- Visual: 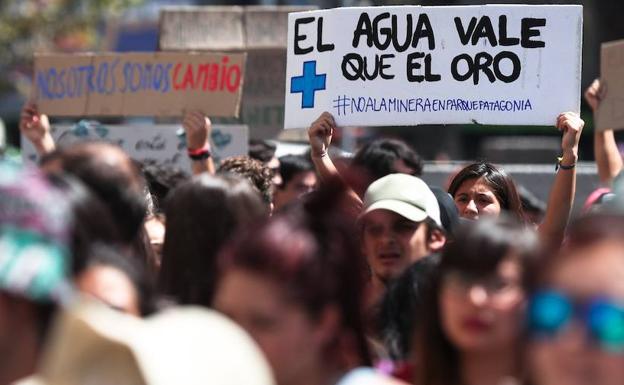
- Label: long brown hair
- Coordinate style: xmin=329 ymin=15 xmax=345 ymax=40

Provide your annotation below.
xmin=158 ymin=173 xmax=267 ymax=306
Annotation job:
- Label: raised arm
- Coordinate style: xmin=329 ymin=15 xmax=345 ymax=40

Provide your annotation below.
xmin=308 ymin=112 xmax=363 ymax=208
xmin=538 ymin=112 xmax=584 ymax=246
xmin=19 ymin=101 xmax=55 ymax=156
xmin=585 ymin=79 xmax=623 ymax=186
xmin=308 ymin=112 xmax=340 ymax=181
xmin=183 ymin=110 xmax=215 ymax=175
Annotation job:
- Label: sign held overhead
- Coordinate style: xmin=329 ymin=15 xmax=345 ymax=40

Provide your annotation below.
xmin=34 ymin=52 xmax=246 ymax=118
xmin=284 ymin=5 xmax=583 ymax=129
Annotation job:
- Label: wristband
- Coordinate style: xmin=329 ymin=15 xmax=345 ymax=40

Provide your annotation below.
xmin=556 ymin=156 xmax=575 ymax=171
xmin=188 ymin=146 xmax=211 ymax=161
xmin=311 ymin=151 xmax=328 ymax=159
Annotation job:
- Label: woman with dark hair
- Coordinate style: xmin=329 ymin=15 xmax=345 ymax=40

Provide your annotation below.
xmin=158 ymin=173 xmax=267 ymax=307
xmin=213 ymin=182 xmax=403 ymax=385
xmin=526 ymin=214 xmax=624 ymax=385
xmin=416 ymin=216 xmax=540 ymax=385
xmin=447 ymin=112 xmax=584 ymax=246
xmin=448 ymin=162 xmax=524 ymax=222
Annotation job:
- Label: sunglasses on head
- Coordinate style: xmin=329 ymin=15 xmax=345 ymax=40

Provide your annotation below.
xmin=527 ymin=290 xmax=624 ymax=353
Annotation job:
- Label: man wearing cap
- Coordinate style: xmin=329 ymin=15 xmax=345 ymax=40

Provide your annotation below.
xmin=359 ymin=173 xmax=446 ymax=307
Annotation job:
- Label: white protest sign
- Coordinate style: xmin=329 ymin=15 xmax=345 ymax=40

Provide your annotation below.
xmin=22 ymin=123 xmax=248 ymax=173
xmin=284 ymin=5 xmax=583 ymax=129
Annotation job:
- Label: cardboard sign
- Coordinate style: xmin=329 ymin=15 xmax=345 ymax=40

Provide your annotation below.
xmin=159 ymin=6 xmax=315 ymax=50
xmin=159 ymin=7 xmax=246 ymax=51
xmin=597 ymin=39 xmax=624 ymax=130
xmin=238 ymin=50 xmax=287 ymax=139
xmin=22 ymin=123 xmax=248 ymax=173
xmin=34 ymin=52 xmax=246 ymax=117
xmin=159 ymin=6 xmax=316 ymax=139
xmin=284 ymin=5 xmax=583 ymax=129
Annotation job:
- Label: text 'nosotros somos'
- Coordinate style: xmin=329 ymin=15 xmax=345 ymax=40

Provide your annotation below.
xmin=37 ymin=58 xmax=242 ymax=100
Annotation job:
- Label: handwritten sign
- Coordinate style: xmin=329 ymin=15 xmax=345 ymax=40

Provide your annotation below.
xmin=597 ymin=39 xmax=624 ymax=131
xmin=34 ymin=52 xmax=246 ymax=117
xmin=284 ymin=5 xmax=583 ymax=129
xmin=22 ymin=123 xmax=248 ymax=173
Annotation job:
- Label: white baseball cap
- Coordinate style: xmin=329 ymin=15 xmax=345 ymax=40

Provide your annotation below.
xmin=360 ymin=174 xmax=441 ymax=227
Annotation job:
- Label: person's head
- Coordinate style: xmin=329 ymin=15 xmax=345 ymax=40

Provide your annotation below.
xmin=249 ymin=139 xmax=277 ymax=164
xmin=359 ymin=174 xmax=445 ymax=285
xmin=526 ymin=215 xmax=624 ymax=385
xmin=75 ymin=243 xmax=154 ymax=317
xmin=248 ymin=139 xmax=281 ymax=187
xmin=214 ymin=184 xmax=371 ymax=385
xmin=448 ymin=162 xmax=523 ymax=222
xmin=0 ymin=162 xmax=73 ymax=383
xmin=46 ymin=172 xmax=121 ymax=275
xmin=141 ymin=162 xmax=190 ymax=215
xmin=418 ymin=216 xmax=539 ymax=385
xmin=429 ymin=186 xmax=461 ymax=240
xmin=378 ymin=255 xmax=440 ymax=361
xmin=158 ymin=173 xmax=267 ymax=307
xmin=218 ymin=156 xmax=274 ymax=210
xmin=273 ymin=154 xmax=317 ymax=211
xmin=351 ymin=138 xmax=423 ymax=195
xmin=46 ymin=142 xmax=147 ymax=245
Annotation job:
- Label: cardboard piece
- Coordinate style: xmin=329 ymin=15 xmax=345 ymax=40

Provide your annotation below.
xmin=597 ymin=39 xmax=624 ymax=130
xmin=34 ymin=52 xmax=246 ymax=117
xmin=238 ymin=50 xmax=287 ymax=139
xmin=22 ymin=123 xmax=248 ymax=172
xmin=244 ymin=6 xmax=309 ymax=49
xmin=284 ymin=5 xmax=583 ymax=129
xmin=159 ymin=6 xmax=315 ymax=50
xmin=158 ymin=5 xmax=316 ymax=139
xmin=159 ymin=6 xmax=245 ymax=51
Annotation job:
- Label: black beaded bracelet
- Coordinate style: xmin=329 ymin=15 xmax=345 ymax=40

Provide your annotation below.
xmin=556 ymin=157 xmax=576 ymax=171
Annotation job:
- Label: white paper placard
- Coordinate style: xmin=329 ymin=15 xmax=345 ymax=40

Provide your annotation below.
xmin=22 ymin=123 xmax=248 ymax=173
xmin=284 ymin=5 xmax=583 ymax=129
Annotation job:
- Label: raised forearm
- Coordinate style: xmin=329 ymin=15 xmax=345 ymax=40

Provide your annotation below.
xmin=32 ymin=133 xmax=56 ymax=156
xmin=539 ymin=150 xmax=576 ymax=247
xmin=594 ymin=129 xmax=623 ymax=186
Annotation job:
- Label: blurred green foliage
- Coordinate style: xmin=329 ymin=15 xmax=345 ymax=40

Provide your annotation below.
xmin=0 ymin=0 xmax=143 ymax=94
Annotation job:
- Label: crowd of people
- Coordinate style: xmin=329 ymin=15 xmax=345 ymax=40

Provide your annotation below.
xmin=0 ymin=76 xmax=622 ymax=385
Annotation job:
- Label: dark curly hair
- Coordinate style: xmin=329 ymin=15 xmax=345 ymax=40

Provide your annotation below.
xmin=218 ymin=156 xmax=274 ymax=206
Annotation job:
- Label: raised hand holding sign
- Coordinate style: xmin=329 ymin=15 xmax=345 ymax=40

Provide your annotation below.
xmin=284 ymin=5 xmax=583 ymax=129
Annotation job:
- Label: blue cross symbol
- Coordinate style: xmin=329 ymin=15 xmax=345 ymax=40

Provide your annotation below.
xmin=290 ymin=61 xmax=326 ymax=109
